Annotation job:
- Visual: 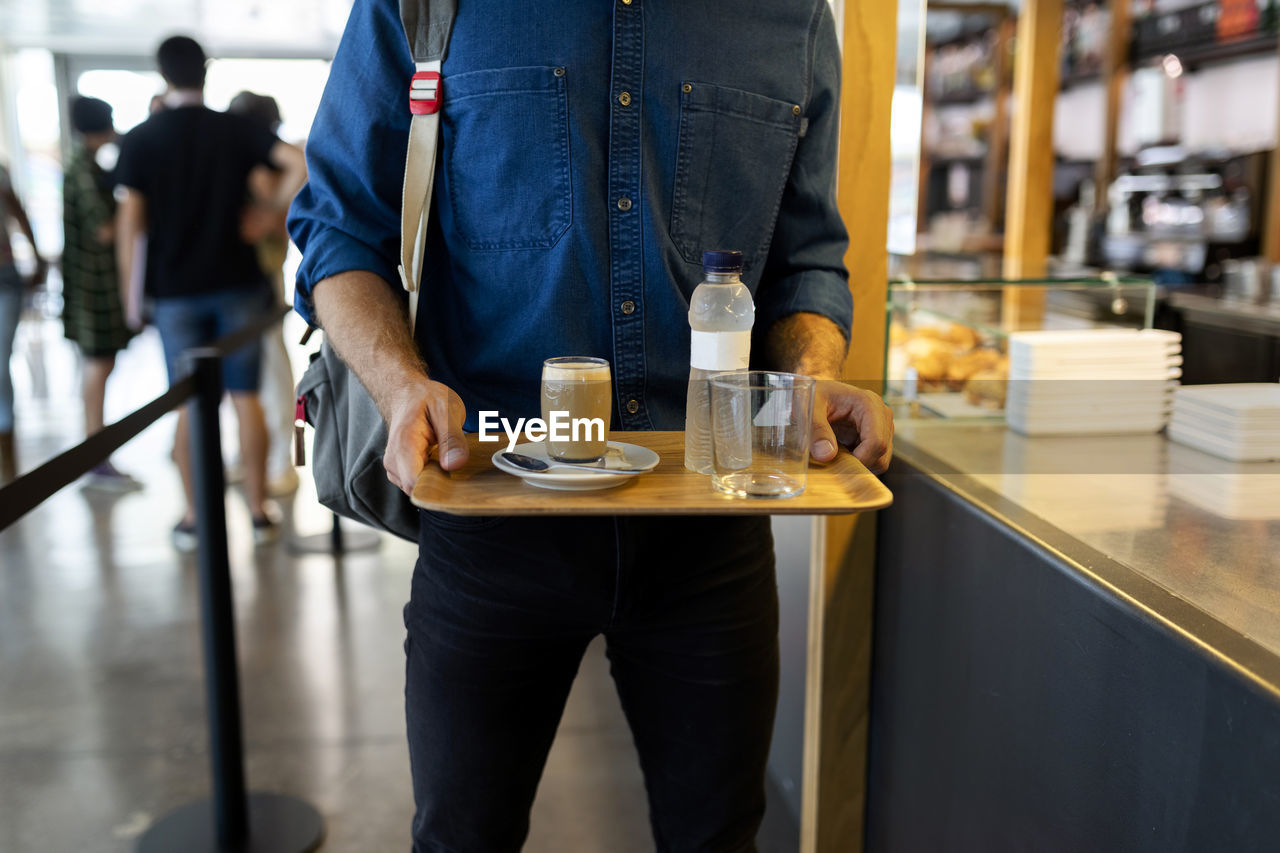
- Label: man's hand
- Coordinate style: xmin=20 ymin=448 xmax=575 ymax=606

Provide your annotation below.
xmin=265 ymin=140 xmax=307 ymax=211
xmin=241 ymin=165 xmax=290 ymax=244
xmin=809 ymin=380 xmax=894 ymax=474
xmin=240 ymin=204 xmax=282 ymax=245
xmin=762 ymin=313 xmax=894 ymax=473
xmin=27 ymin=257 xmax=48 ymax=289
xmin=312 ymin=270 xmax=470 ymax=496
xmin=382 ymin=376 xmax=470 ymax=495
xmin=4 ymin=182 xmax=45 ymax=289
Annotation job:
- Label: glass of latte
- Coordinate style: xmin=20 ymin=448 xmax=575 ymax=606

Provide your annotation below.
xmin=541 ymin=357 xmax=612 ymax=462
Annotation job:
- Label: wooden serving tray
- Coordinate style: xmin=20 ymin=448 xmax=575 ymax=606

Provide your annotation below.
xmin=411 ymin=431 xmax=892 ymax=516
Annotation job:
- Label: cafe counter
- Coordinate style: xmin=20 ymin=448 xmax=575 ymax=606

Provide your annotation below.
xmin=1164 ymin=292 xmax=1280 ymax=385
xmin=865 ymin=419 xmax=1280 ymax=851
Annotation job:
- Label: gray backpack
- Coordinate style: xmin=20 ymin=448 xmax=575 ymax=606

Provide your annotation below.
xmin=294 ymin=0 xmax=455 ymax=542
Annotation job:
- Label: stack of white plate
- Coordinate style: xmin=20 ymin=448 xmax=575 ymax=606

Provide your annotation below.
xmin=1006 ymin=329 xmax=1182 ymax=436
xmin=1167 ymin=383 xmax=1280 ymax=462
xmin=1168 ymin=442 xmax=1280 ymax=521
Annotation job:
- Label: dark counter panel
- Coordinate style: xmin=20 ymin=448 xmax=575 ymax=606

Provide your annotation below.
xmin=867 ymin=464 xmax=1280 ymax=852
xmin=1180 ymin=318 xmax=1280 ymax=384
xmin=1165 ymin=292 xmax=1280 ymax=385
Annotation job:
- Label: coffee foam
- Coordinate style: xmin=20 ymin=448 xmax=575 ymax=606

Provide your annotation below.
xmin=543 ymin=362 xmax=611 ymax=382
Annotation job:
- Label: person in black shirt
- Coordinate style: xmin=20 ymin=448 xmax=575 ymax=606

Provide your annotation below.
xmin=115 ymin=35 xmax=307 ymax=550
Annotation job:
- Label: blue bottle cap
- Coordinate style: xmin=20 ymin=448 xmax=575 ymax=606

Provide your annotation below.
xmin=702 ymin=250 xmax=743 ymax=273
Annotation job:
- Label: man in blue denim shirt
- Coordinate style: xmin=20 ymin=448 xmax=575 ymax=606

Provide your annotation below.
xmin=290 ymin=0 xmax=893 ymax=849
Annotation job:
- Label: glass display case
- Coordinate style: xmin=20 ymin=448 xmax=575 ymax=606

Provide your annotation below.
xmin=885 ymin=275 xmax=1157 ymax=419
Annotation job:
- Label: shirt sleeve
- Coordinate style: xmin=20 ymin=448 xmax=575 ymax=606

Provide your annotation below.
xmin=753 ymin=0 xmax=853 ymax=342
xmin=286 ymin=0 xmax=415 ymax=326
xmin=113 ymin=128 xmax=147 ymax=193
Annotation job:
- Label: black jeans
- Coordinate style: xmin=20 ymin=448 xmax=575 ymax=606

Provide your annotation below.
xmin=404 ymin=511 xmax=780 ymax=853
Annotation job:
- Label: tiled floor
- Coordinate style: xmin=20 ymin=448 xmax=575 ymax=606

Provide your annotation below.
xmin=0 ymin=314 xmax=799 ymax=852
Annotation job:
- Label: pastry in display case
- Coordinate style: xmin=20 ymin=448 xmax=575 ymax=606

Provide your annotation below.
xmin=885 ymin=276 xmax=1157 ymax=420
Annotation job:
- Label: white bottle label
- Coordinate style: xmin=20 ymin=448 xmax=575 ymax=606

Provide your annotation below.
xmin=690 ymin=330 xmax=751 ymax=371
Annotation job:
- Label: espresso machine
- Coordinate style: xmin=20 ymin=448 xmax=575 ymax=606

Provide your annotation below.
xmin=1100 ymin=147 xmax=1265 ymax=283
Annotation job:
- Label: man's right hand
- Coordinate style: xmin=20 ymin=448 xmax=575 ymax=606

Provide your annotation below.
xmin=312 ymin=271 xmax=466 ymax=496
xmin=383 ymin=377 xmax=470 ymax=495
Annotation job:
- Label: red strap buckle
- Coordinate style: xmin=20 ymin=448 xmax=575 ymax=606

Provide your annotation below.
xmin=409 ymin=71 xmax=441 ymax=115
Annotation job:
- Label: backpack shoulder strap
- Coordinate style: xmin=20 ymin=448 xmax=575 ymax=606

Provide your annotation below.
xmin=401 ymin=0 xmax=455 ymax=62
xmin=397 ymin=0 xmax=456 ymax=331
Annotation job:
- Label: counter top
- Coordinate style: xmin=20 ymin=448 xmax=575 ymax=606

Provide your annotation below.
xmin=1169 ymin=292 xmax=1280 ymax=334
xmin=892 ymin=419 xmax=1280 ymax=696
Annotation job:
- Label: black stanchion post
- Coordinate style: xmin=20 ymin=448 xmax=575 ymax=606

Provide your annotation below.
xmin=189 ymin=353 xmax=248 ymax=846
xmin=138 ymin=351 xmax=323 ymax=853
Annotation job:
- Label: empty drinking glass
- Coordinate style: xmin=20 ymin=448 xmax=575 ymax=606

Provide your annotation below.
xmin=709 ymin=371 xmax=816 ymax=498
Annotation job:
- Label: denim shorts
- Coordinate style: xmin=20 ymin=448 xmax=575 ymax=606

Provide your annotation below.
xmin=151 ymin=288 xmax=270 ymax=392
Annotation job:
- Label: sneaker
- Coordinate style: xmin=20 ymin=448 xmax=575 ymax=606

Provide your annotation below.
xmin=252 ymin=513 xmax=281 ymax=546
xmin=84 ymin=462 xmax=144 ymax=493
xmin=172 ymin=520 xmax=198 ymax=553
xmin=267 ymin=468 xmax=300 ymax=497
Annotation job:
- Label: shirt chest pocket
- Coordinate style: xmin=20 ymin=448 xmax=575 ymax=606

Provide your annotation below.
xmin=441 ymin=66 xmax=573 ymax=251
xmin=670 ymin=82 xmax=803 ymax=272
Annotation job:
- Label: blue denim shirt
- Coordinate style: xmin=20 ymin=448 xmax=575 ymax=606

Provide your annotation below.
xmin=289 ymin=0 xmax=852 ymax=431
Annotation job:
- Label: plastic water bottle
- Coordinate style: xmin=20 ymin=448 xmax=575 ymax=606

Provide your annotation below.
xmin=684 ymin=250 xmax=755 ymax=473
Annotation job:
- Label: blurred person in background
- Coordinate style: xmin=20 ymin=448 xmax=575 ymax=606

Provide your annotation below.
xmin=0 ymin=162 xmax=49 ymax=483
xmin=62 ymin=95 xmax=140 ymax=492
xmin=114 ymin=35 xmax=307 ymax=549
xmin=228 ymin=90 xmax=301 ymax=496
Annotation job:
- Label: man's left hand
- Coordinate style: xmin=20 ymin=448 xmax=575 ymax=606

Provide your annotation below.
xmin=809 ymin=380 xmax=894 ymax=474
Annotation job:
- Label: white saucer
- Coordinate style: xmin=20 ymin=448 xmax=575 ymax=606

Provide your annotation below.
xmin=491 ymin=441 xmax=660 ymax=491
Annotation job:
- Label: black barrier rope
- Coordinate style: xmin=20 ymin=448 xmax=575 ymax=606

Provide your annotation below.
xmin=192 ymin=303 xmax=290 ymax=360
xmin=0 ymin=376 xmax=195 ymax=531
xmin=0 ymin=305 xmax=289 ymax=532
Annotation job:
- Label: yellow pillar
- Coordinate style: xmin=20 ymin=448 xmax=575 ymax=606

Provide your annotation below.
xmin=837 ymin=0 xmax=897 ymax=387
xmin=1003 ymin=0 xmax=1063 ymax=328
xmin=1266 ymin=27 xmax=1280 ymax=262
xmin=804 ymin=1 xmax=897 ymax=851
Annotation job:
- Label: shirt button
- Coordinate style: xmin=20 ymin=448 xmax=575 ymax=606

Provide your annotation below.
xmin=622 ymin=0 xmax=632 ymax=5
xmin=621 ymin=300 xmax=636 ymax=314
xmin=617 ymin=197 xmax=633 ymax=211
xmin=626 ymin=399 xmax=640 ymax=414
xmin=682 ymin=83 xmax=693 ymax=94
xmin=618 ymin=91 xmax=632 ymax=106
